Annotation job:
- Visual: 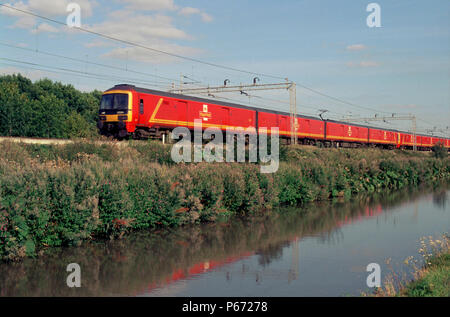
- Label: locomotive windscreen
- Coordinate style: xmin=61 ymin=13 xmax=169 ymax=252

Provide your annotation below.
xmin=100 ymin=93 xmax=129 ymax=111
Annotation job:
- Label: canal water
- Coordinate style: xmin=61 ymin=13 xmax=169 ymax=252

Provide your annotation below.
xmin=0 ymin=184 xmax=448 ymax=297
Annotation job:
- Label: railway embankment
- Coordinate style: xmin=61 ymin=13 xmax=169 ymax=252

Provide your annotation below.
xmin=0 ymin=140 xmax=448 ymax=261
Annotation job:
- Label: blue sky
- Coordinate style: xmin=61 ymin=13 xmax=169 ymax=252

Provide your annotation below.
xmin=0 ymin=0 xmax=449 ymax=134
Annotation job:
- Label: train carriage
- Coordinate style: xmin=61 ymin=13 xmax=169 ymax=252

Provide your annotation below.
xmin=276 ymin=113 xmax=292 ymax=138
xmin=325 ymin=121 xmax=369 ymax=147
xmin=97 ymin=84 xmax=449 ymax=152
xmin=368 ymin=128 xmax=397 ymax=148
xmin=420 ymin=135 xmax=432 ymax=150
xmin=257 ymin=111 xmax=281 ymax=136
xmin=297 ymin=116 xmax=325 ymax=145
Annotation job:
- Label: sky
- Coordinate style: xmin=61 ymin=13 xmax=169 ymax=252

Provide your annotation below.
xmin=0 ymin=0 xmax=449 ymax=135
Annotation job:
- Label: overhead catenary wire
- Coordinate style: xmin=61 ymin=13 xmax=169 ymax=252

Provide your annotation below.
xmin=0 ymin=58 xmax=171 ymax=89
xmin=247 ymin=93 xmax=348 ymax=117
xmin=0 ymin=3 xmax=286 ymax=81
xmin=0 ymin=61 xmax=156 ymax=87
xmin=1 ymin=3 xmax=448 ymax=135
xmin=0 ymin=41 xmax=225 ymax=93
xmin=2 ymin=60 xmax=448 ymax=137
xmin=0 ymin=42 xmax=178 ymax=84
xmin=191 ymin=91 xmax=342 ymax=119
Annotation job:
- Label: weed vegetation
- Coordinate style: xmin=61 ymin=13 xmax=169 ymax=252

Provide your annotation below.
xmin=371 ymin=234 xmax=449 ymax=297
xmin=0 ymin=140 xmax=449 ymax=261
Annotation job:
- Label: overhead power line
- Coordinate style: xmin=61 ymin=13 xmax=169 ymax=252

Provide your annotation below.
xmin=0 ymin=57 xmax=170 ymax=88
xmin=0 ymin=3 xmax=285 ymax=81
xmin=294 ymin=83 xmax=398 ymax=115
xmin=0 ymin=3 xmax=400 ymax=117
xmin=248 ymin=93 xmax=347 ymax=117
xmin=0 ymin=41 xmax=179 ymax=84
xmin=0 ymin=61 xmax=140 ymax=86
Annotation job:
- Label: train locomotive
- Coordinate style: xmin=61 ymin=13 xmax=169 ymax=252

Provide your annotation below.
xmin=97 ymin=84 xmax=450 ymax=151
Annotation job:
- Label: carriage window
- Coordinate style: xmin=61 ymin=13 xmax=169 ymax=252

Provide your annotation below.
xmin=140 ymin=99 xmax=144 ymax=114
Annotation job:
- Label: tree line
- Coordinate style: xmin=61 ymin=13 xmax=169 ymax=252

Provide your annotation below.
xmin=0 ymin=74 xmax=102 ymax=138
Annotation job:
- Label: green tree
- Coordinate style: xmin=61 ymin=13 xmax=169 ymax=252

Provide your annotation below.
xmin=0 ymin=74 xmax=102 ymax=138
xmin=64 ymin=111 xmax=96 ymax=138
xmin=0 ymin=81 xmax=31 ymax=136
xmin=29 ymin=94 xmax=67 ymax=138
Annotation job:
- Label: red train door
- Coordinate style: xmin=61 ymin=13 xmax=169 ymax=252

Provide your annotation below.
xmin=137 ymin=94 xmax=147 ymax=126
xmin=221 ymin=107 xmax=230 ymax=129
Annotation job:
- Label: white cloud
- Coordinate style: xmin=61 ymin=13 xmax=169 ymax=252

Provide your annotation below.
xmin=0 ymin=1 xmax=29 ymax=17
xmin=1 ymin=0 xmax=209 ymax=64
xmin=89 ymin=10 xmax=190 ymax=42
xmin=346 ymin=44 xmax=367 ymax=51
xmin=1 ymin=0 xmax=95 ymax=17
xmin=0 ymin=66 xmax=49 ymax=81
xmin=0 ymin=1 xmax=36 ymax=28
xmin=31 ymin=22 xmax=59 ymax=33
xmin=118 ymin=0 xmax=176 ymax=11
xmin=178 ymin=6 xmax=213 ymax=22
xmin=200 ymin=12 xmax=213 ymax=23
xmin=0 ymin=0 xmax=96 ymax=33
xmin=86 ymin=10 xmax=204 ymax=64
xmin=346 ymin=61 xmax=380 ymax=68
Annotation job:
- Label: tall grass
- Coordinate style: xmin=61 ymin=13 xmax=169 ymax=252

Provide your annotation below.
xmin=0 ymin=140 xmax=449 ymax=261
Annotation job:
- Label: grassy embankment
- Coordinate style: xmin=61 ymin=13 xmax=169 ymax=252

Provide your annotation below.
xmin=373 ymin=235 xmax=449 ymax=297
xmin=0 ymin=140 xmax=448 ymax=261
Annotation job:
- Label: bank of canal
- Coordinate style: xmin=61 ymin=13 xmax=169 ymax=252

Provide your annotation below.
xmin=0 ymin=183 xmax=448 ymax=296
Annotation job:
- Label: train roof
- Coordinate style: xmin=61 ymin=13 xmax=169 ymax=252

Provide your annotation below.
xmin=106 ymin=84 xmax=447 ymax=140
xmin=108 ymin=84 xmax=319 ymax=119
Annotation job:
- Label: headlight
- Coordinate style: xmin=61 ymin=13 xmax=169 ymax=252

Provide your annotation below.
xmin=118 ymin=115 xmax=128 ymax=121
xmin=99 ymin=116 xmax=106 ymax=121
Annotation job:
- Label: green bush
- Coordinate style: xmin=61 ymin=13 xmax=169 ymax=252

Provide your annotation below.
xmin=432 ymin=142 xmax=448 ymax=159
xmin=129 ymin=140 xmax=174 ymax=165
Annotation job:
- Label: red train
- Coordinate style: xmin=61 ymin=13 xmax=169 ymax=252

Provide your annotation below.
xmin=97 ymin=84 xmax=450 ymax=151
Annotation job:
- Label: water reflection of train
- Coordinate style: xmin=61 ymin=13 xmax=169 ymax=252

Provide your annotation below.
xmin=134 ymin=252 xmax=253 ymax=296
xmin=137 ymin=204 xmax=385 ymax=296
